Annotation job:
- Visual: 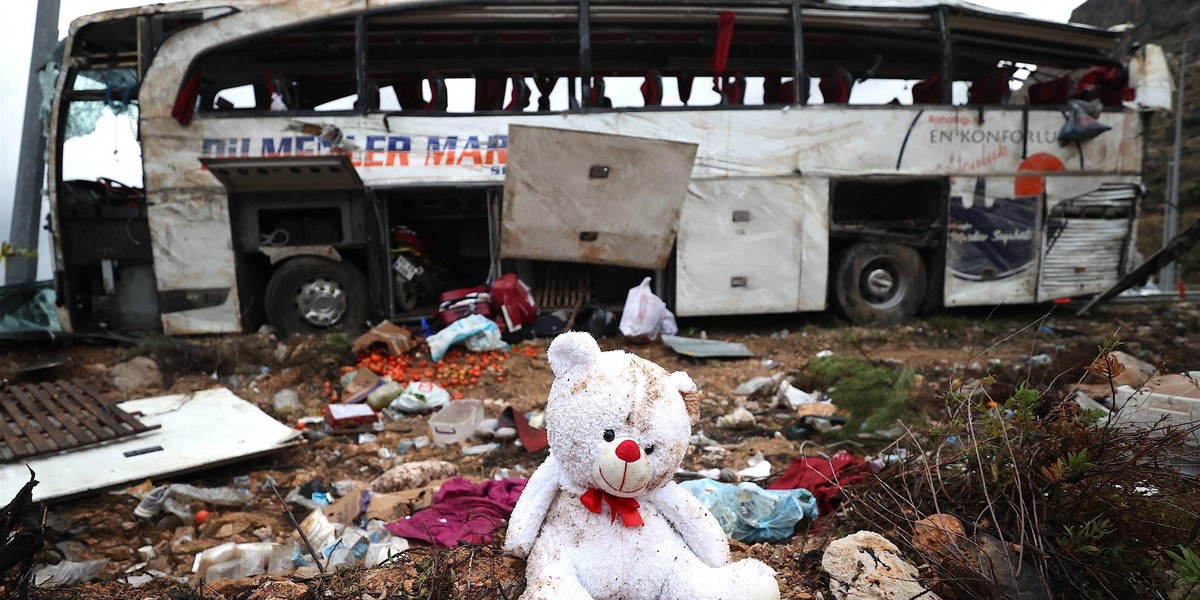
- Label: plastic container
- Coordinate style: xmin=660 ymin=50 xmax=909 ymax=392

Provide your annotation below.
xmin=427 ymin=399 xmax=484 ymax=445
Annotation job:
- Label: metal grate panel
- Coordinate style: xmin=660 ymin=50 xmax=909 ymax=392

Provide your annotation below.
xmin=0 ymin=380 xmax=161 ymax=462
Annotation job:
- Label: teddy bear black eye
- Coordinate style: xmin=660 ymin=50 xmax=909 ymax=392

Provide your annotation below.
xmin=603 ymin=429 xmax=615 ymax=442
xmin=645 ymin=444 xmax=655 ymax=455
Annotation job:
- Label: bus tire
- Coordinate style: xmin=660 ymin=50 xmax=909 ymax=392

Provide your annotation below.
xmin=265 ymin=257 xmax=369 ymax=337
xmin=831 ymin=242 xmax=926 ymax=324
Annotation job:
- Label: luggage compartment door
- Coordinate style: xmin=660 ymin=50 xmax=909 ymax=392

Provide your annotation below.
xmin=501 ymin=125 xmax=698 ymax=269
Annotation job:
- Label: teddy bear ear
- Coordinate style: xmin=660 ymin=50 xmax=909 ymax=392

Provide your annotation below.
xmin=669 ymin=371 xmax=702 ymax=426
xmin=547 ymin=331 xmax=602 ymax=378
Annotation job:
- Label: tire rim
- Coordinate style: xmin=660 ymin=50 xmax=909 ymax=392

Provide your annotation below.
xmin=295 ymin=277 xmax=347 ymax=327
xmin=860 ymin=260 xmax=904 ymax=308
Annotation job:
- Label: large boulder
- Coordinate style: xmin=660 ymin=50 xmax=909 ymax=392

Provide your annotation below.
xmin=822 ymin=531 xmax=941 ymax=600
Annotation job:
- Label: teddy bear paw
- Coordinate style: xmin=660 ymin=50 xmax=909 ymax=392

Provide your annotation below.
xmin=747 ymin=576 xmax=781 ymax=600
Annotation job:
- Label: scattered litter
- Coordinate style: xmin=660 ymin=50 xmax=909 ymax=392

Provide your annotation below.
xmin=736 ymin=452 xmax=772 ymax=480
xmin=371 ymin=461 xmax=459 ymax=494
xmin=352 ymin=321 xmax=417 ymax=356
xmin=191 ymin=541 xmax=291 ymax=583
xmin=499 ymin=406 xmax=548 ymax=452
xmin=33 ymin=559 xmax=109 ymax=587
xmin=661 ymin=334 xmax=755 ymax=358
xmin=716 ymin=406 xmax=756 ymax=429
xmin=463 ymin=442 xmax=500 ymax=455
xmin=815 ymin=350 xmax=833 ymax=358
xmin=272 ymin=388 xmax=301 ymax=416
xmin=1019 ymin=353 xmax=1052 ymax=367
xmin=426 ymin=314 xmax=509 ymax=362
xmin=340 ymin=366 xmax=383 ymax=404
xmin=775 ymin=380 xmax=819 ymax=409
xmin=386 ymin=477 xmax=525 ymax=548
xmin=389 ymin=382 xmax=450 ymax=414
xmin=680 ymin=479 xmax=817 ymax=543
xmin=618 ymin=277 xmax=676 ymax=342
xmin=769 ymin=451 xmax=866 ymax=515
xmin=323 ymin=403 xmax=378 ymax=430
xmin=428 ymin=399 xmax=484 ymax=445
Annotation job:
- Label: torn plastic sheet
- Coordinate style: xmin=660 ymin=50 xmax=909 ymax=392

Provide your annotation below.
xmin=680 ymin=479 xmax=818 ymax=543
xmin=0 ymin=281 xmax=61 ymax=332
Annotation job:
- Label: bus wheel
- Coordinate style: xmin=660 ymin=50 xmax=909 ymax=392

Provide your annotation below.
xmin=831 ymin=242 xmax=926 ymax=324
xmin=265 ymin=257 xmax=368 ymax=336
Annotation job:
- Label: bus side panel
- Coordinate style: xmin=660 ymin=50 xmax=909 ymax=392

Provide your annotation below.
xmin=943 ymin=176 xmax=1041 ymax=307
xmin=145 ymin=188 xmax=242 ymax=334
xmin=1037 ymin=176 xmax=1140 ymax=302
xmin=675 ymin=177 xmax=826 ymax=316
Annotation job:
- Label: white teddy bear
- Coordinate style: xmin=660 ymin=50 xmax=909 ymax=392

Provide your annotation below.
xmin=505 ymin=332 xmax=780 ymax=600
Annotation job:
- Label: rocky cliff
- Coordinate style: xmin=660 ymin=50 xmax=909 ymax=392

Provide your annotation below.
xmin=1071 ymin=0 xmax=1200 ymax=277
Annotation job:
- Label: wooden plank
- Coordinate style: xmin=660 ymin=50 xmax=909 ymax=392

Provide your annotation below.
xmin=43 ymin=381 xmax=112 ymax=439
xmin=57 ymin=380 xmax=130 ymax=436
xmin=0 ymin=393 xmax=33 ymax=459
xmin=29 ymin=383 xmax=97 ymax=445
xmin=9 ymin=387 xmax=70 ymax=449
xmin=72 ymin=381 xmax=160 ymax=434
xmin=0 ymin=393 xmax=54 ymax=454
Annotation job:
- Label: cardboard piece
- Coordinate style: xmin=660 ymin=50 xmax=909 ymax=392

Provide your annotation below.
xmin=341 ymin=367 xmax=382 ymax=404
xmin=353 ymin=321 xmax=417 ymax=356
xmin=320 ymin=479 xmax=451 ymax=524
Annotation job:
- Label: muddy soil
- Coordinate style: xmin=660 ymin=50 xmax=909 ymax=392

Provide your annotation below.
xmin=1 ymin=301 xmax=1196 ymax=599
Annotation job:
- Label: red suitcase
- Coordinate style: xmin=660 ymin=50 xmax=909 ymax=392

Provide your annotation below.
xmin=488 ymin=274 xmax=538 ymax=334
xmin=436 ymin=286 xmax=493 ymax=327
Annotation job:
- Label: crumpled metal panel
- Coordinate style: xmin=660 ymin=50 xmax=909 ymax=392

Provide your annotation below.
xmin=1125 ymin=44 xmax=1174 ymax=112
xmin=1038 ymin=179 xmax=1139 ymax=301
xmin=500 ymin=125 xmax=697 ymax=269
xmin=145 ymin=189 xmax=242 ymax=334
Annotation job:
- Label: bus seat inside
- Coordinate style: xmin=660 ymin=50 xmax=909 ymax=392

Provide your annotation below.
xmin=641 ymin=69 xmax=663 ymax=106
xmin=967 ymin=66 xmax=1016 ymax=105
xmin=505 ymin=75 xmax=531 ymax=111
xmin=426 ymin=74 xmax=448 ymax=111
xmin=819 ymin=67 xmax=854 ymax=103
xmin=1027 ymin=74 xmax=1071 ymax=105
xmin=590 ymin=76 xmax=612 ymax=108
xmin=1073 ymin=66 xmax=1133 ymax=106
xmin=912 ymin=73 xmax=943 ymax=104
xmin=476 ymin=75 xmax=506 ymax=111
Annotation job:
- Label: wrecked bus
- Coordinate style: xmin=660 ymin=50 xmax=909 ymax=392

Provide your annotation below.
xmin=48 ymin=0 xmax=1172 ymax=336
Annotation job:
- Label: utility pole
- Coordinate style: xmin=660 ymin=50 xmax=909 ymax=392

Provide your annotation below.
xmin=1161 ymin=34 xmax=1197 ymax=292
xmin=6 ymin=0 xmax=62 ymax=284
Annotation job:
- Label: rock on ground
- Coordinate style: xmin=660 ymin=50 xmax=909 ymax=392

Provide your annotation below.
xmin=822 ymin=531 xmax=941 ymax=600
xmin=105 ymin=356 xmax=162 ymax=391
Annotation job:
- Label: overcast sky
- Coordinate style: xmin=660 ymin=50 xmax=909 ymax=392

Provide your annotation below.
xmin=0 ymin=0 xmax=1088 ymax=281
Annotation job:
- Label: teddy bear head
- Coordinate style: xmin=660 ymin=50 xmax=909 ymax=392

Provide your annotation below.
xmin=544 ymin=332 xmax=701 ymax=498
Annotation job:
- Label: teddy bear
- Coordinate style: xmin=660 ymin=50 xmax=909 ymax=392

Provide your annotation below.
xmin=504 ymin=331 xmax=780 ymax=600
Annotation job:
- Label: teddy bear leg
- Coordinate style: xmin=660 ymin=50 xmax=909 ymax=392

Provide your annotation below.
xmin=520 ymin=563 xmax=593 ymax=600
xmin=662 ymin=557 xmax=780 ymax=600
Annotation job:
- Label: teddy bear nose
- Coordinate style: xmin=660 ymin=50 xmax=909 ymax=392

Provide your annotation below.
xmin=615 ymin=439 xmax=642 ymax=463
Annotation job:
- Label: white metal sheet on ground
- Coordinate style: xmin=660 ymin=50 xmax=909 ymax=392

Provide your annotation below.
xmin=0 ymin=387 xmax=302 ymax=503
xmin=501 ymin=125 xmax=697 ymax=269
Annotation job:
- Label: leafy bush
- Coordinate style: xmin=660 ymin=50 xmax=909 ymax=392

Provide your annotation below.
xmin=840 ymin=345 xmax=1200 ymax=598
xmin=807 ymin=355 xmax=918 ymax=434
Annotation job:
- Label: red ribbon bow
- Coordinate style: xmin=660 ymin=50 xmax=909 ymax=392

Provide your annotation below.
xmin=581 ymin=488 xmax=644 ymax=527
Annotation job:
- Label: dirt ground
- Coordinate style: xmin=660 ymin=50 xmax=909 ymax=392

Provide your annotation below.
xmin=1 ymin=300 xmax=1197 ymax=599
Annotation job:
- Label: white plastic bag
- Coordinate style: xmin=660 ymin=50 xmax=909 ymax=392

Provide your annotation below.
xmin=389 ymin=382 xmax=450 ymax=413
xmin=619 ymin=277 xmax=668 ymax=341
xmin=425 ymin=314 xmax=509 ymax=361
